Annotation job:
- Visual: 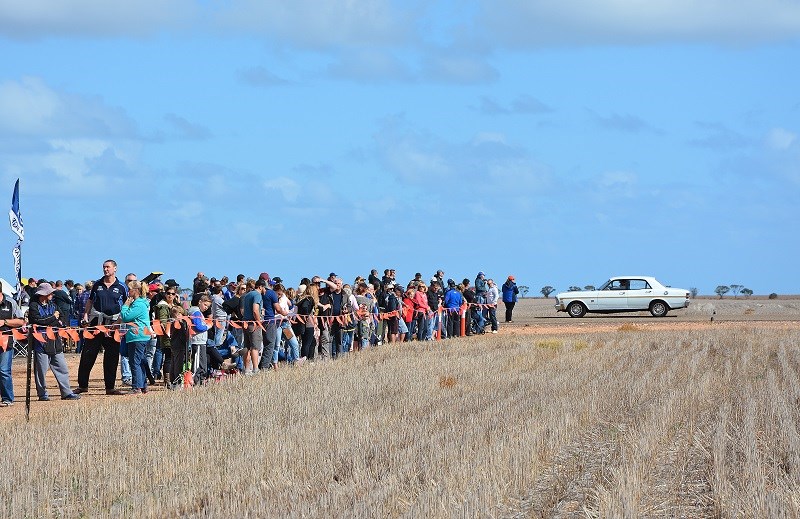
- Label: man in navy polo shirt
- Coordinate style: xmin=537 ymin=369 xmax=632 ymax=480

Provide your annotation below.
xmin=75 ymin=259 xmax=128 ymax=395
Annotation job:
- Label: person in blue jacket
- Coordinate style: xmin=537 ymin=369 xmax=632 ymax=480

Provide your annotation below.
xmin=443 ymin=279 xmax=464 ymax=338
xmin=501 ymin=275 xmax=519 ymax=323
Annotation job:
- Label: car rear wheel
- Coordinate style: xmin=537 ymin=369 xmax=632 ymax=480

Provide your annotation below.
xmin=649 ymin=300 xmax=668 ymax=317
xmin=567 ymin=301 xmax=586 ymax=318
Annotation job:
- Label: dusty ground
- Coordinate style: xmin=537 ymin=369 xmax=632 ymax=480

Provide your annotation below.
xmin=3 ymin=297 xmax=799 ymax=421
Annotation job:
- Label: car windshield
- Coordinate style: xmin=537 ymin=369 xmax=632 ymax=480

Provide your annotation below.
xmin=598 ymin=280 xmax=612 ymax=291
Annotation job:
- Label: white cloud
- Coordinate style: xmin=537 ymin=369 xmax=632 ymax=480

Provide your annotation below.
xmin=327 ymin=49 xmax=413 ymax=82
xmin=263 ymin=177 xmax=301 ymax=202
xmin=214 ymin=0 xmax=414 ymax=49
xmin=766 ymin=128 xmax=797 ymax=150
xmin=0 ymin=0 xmax=195 ymax=39
xmin=480 ymin=0 xmax=800 ymax=46
xmin=0 ymin=77 xmax=139 ymax=138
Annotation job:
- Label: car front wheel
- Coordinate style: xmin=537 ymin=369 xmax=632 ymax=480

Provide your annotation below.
xmin=567 ymin=301 xmax=586 ymax=318
xmin=649 ymin=300 xmax=668 ymax=317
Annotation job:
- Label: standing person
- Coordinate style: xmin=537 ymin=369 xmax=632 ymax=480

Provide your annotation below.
xmin=241 ymin=279 xmax=265 ymax=375
xmin=354 ymin=283 xmax=374 ymax=350
xmin=155 ymin=285 xmax=179 ymax=386
xmin=486 ymin=279 xmax=499 ymax=334
xmin=0 ymin=282 xmax=26 ymax=407
xmin=28 ymin=283 xmax=81 ymax=402
xmin=413 ymin=283 xmax=431 ymax=341
xmin=274 ymin=284 xmax=301 ymax=364
xmin=118 ymin=272 xmax=138 ymax=386
xmin=209 ymin=285 xmax=228 ymax=350
xmin=383 ymin=284 xmax=400 ymax=343
xmin=168 ymin=305 xmax=189 ymax=388
xmin=295 ymin=284 xmax=318 ymax=361
xmin=426 ymin=280 xmax=442 ymax=340
xmin=258 ymin=277 xmax=280 ymax=371
xmin=75 ymin=260 xmax=127 ymax=396
xmin=121 ymin=281 xmax=152 ymax=394
xmin=70 ymin=283 xmax=88 ymax=353
xmin=402 ymin=286 xmax=415 ymax=341
xmin=315 ymin=278 xmax=333 ymax=360
xmin=502 ymin=276 xmax=519 ymax=323
xmin=52 ymin=281 xmax=73 ymax=336
xmin=319 ymin=277 xmax=345 ymax=358
xmin=188 ymin=295 xmax=211 ymax=384
xmin=443 ymin=280 xmax=463 ymax=338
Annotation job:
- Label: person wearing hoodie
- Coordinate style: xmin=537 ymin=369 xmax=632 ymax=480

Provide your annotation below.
xmin=121 ymin=281 xmax=153 ymax=394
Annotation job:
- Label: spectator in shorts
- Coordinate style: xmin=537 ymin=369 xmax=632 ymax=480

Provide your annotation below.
xmin=241 ymin=279 xmax=266 ymax=375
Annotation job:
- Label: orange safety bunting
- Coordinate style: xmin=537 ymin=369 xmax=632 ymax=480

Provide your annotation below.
xmin=205 ymin=317 xmax=213 ymax=327
xmin=83 ymin=329 xmax=95 ymax=339
xmin=183 ymin=370 xmax=193 ymax=388
xmin=12 ymin=328 xmax=26 ymax=341
xmin=67 ymin=328 xmax=80 ymax=342
xmin=113 ymin=330 xmax=121 ymax=342
xmin=257 ymin=321 xmax=266 ymax=331
xmin=33 ymin=330 xmax=46 ymax=343
xmin=0 ymin=334 xmax=7 ymax=351
xmin=46 ymin=327 xmax=56 ymax=340
xmin=215 ymin=319 xmax=224 ymax=329
xmin=142 ymin=326 xmax=151 ymax=336
xmin=129 ymin=323 xmax=139 ymax=335
xmin=152 ymin=320 xmax=164 ymax=335
xmin=58 ymin=329 xmax=70 ymax=340
xmin=229 ymin=320 xmax=241 ymax=329
xmin=97 ymin=325 xmax=109 ymax=335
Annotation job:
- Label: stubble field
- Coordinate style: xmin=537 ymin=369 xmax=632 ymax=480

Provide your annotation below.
xmin=2 ymin=298 xmax=800 ymax=518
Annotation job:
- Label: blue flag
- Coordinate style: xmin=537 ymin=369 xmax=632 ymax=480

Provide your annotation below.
xmin=9 ymin=179 xmax=23 ymax=242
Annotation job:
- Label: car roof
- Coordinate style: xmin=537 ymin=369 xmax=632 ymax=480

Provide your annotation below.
xmin=610 ymin=276 xmax=657 ymax=281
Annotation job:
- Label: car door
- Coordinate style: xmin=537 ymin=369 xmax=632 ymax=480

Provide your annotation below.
xmin=597 ymin=280 xmax=628 ymax=310
xmin=625 ymin=279 xmax=652 ymax=310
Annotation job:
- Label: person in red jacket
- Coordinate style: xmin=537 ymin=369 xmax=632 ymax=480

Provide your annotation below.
xmin=412 ymin=283 xmax=431 ymax=341
xmin=402 ymin=286 xmax=415 ymax=341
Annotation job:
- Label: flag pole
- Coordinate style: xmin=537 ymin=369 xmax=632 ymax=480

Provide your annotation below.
xmin=9 ymin=179 xmax=29 ymax=420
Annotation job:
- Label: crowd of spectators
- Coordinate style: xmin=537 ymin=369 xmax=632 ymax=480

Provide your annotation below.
xmin=0 ymin=262 xmax=520 ymax=406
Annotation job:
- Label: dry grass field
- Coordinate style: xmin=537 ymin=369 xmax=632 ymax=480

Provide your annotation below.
xmin=2 ymin=299 xmax=800 ymax=518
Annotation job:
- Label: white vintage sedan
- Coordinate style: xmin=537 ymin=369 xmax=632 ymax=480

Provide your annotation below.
xmin=554 ymin=276 xmax=690 ymax=318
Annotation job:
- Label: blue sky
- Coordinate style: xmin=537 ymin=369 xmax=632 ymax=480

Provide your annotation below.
xmin=0 ymin=0 xmax=798 ymax=295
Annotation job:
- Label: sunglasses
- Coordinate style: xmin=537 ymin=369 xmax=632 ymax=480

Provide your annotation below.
xmin=166 ymin=292 xmax=176 ymax=296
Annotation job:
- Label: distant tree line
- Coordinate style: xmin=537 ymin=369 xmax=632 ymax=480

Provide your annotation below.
xmin=714 ymin=284 xmax=754 ymax=298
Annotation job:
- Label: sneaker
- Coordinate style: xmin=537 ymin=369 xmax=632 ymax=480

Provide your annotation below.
xmin=38 ymin=395 xmax=50 ymax=401
xmin=73 ymin=387 xmax=88 ymax=394
xmin=61 ymin=393 xmax=81 ymax=401
xmin=106 ymin=389 xmax=125 ymax=396
xmin=492 ymin=330 xmax=498 ymax=334
xmin=0 ymin=400 xmax=13 ymax=407
xmin=122 ymin=378 xmax=132 ymax=386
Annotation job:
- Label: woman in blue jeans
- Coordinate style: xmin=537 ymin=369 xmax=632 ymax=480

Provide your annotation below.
xmin=121 ymin=281 xmax=152 ymax=394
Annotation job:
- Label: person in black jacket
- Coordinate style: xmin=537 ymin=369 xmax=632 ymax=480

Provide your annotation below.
xmin=28 ymin=283 xmax=80 ymax=401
